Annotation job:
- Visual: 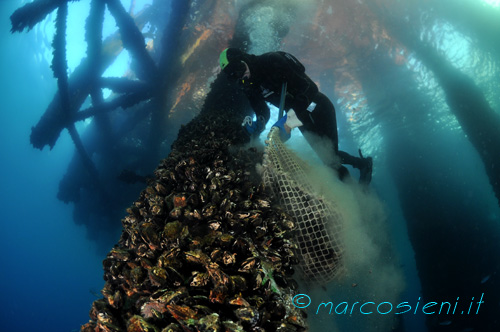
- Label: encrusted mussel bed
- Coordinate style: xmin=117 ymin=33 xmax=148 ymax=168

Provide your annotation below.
xmin=81 ymin=81 xmax=307 ymax=332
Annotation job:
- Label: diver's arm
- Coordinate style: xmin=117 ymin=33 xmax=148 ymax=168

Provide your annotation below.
xmin=246 ymin=88 xmax=270 ymax=124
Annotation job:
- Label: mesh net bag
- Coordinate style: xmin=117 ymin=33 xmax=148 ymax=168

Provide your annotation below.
xmin=262 ymin=127 xmax=345 ymax=285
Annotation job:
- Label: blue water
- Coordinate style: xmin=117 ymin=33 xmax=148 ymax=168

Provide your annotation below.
xmin=0 ymin=2 xmax=110 ymax=331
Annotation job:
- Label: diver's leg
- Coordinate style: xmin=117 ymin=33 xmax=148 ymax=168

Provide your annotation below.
xmin=338 ymin=150 xmax=373 ymax=185
xmin=296 ymin=92 xmax=339 ymax=150
xmin=299 ymin=128 xmax=351 ymax=180
xmin=297 ymin=93 xmax=349 ymax=178
xmin=297 ymin=92 xmax=372 ymax=184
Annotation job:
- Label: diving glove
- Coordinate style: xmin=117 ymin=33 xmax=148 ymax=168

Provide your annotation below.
xmin=242 ymin=115 xmax=265 ymax=136
xmin=272 ymin=113 xmax=291 ymax=142
xmin=271 ymin=109 xmax=303 ymax=142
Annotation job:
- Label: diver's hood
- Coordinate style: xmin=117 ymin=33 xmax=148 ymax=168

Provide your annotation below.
xmin=222 ymin=48 xmax=256 ymax=80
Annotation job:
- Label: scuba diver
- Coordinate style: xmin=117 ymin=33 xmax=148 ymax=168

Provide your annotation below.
xmin=219 ymin=48 xmax=373 ymax=185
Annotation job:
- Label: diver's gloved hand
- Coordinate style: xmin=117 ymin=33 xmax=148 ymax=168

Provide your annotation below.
xmin=272 ymin=113 xmax=291 ymax=142
xmin=242 ymin=115 xmax=265 ymax=137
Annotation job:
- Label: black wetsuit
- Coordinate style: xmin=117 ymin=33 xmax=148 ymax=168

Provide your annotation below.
xmin=239 ymin=51 xmax=356 ymax=170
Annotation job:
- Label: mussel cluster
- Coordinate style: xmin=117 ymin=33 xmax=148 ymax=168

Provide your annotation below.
xmin=81 ymin=105 xmax=307 ymax=331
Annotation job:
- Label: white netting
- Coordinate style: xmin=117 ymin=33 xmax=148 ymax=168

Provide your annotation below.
xmin=262 ymin=127 xmax=345 ymax=285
